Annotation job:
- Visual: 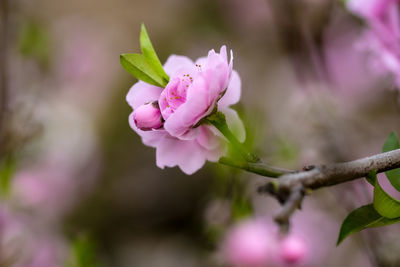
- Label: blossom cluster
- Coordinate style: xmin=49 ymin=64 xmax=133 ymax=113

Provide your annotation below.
xmin=126 ymin=46 xmax=245 ymax=174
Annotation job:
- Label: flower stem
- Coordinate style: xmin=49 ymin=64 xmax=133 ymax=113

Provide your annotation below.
xmin=206 ymin=112 xmax=259 ymax=163
xmin=219 ymin=157 xmax=294 ymax=178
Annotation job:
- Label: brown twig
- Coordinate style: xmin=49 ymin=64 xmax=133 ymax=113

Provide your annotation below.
xmin=273 ymin=184 xmax=305 ymax=233
xmin=257 ymin=148 xmax=400 ymax=232
xmin=275 ymin=148 xmax=400 ymax=190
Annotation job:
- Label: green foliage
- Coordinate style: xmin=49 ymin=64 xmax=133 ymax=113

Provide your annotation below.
xmin=373 ymin=178 xmax=400 ymax=218
xmin=140 ymin=24 xmax=169 ymax=83
xmin=365 ymin=170 xmax=377 ymax=186
xmin=18 ymin=20 xmax=50 ymax=66
xmin=120 ymin=24 xmax=169 ymax=87
xmin=337 ymin=132 xmax=400 ymax=245
xmin=231 ymin=195 xmax=253 ymax=221
xmin=0 ymin=156 xmax=17 ymax=197
xmin=382 ymin=131 xmax=400 ymax=191
xmin=337 ymin=204 xmax=400 ymax=245
xmin=66 ymin=234 xmax=100 ymax=267
xmin=120 ymin=53 xmax=167 ymax=87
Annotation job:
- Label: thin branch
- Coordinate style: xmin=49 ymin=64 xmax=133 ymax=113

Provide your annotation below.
xmin=273 ymin=184 xmax=305 ymax=233
xmin=219 ymin=157 xmax=294 ymax=178
xmin=257 ymin=148 xmax=400 ymax=233
xmin=276 ymin=148 xmax=400 ymax=191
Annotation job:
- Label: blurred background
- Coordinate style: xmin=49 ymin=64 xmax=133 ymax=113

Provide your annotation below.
xmin=1 ymin=0 xmax=400 ymax=266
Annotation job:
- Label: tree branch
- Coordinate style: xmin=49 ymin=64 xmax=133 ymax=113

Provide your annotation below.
xmin=256 ymin=148 xmax=400 ymax=232
xmin=273 ymin=184 xmax=305 ymax=233
xmin=273 ymin=148 xmax=400 ymax=191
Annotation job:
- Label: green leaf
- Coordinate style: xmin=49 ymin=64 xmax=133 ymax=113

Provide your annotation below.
xmin=373 ymin=178 xmax=400 ymax=218
xmin=0 ymin=156 xmax=17 ymax=197
xmin=140 ymin=24 xmax=169 ymax=83
xmin=18 ymin=20 xmax=50 ymax=66
xmin=365 ymin=170 xmax=377 ymax=186
xmin=337 ymin=204 xmax=400 ymax=245
xmin=120 ymin=53 xmax=167 ymax=87
xmin=66 ymin=234 xmax=100 ymax=267
xmin=382 ymin=131 xmax=400 ymax=191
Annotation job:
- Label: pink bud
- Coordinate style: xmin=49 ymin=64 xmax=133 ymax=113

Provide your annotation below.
xmin=222 ymin=220 xmax=272 ymax=267
xmin=279 ymin=235 xmax=307 ymax=265
xmin=133 ymin=102 xmax=163 ymax=130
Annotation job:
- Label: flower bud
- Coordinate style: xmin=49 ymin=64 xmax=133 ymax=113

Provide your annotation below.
xmin=279 ymin=235 xmax=307 ymax=265
xmin=133 ymin=102 xmax=163 ymax=130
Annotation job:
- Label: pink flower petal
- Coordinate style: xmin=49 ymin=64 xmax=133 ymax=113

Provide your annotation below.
xmin=163 ymin=55 xmax=195 ymax=77
xmin=204 ymin=141 xmax=226 ymax=162
xmin=164 ymin=77 xmax=210 ymax=138
xmin=222 ymin=107 xmax=246 ymax=143
xmin=126 ymin=81 xmax=163 ymax=109
xmin=218 ymin=70 xmax=241 ymax=109
xmin=195 ymin=56 xmax=207 ymax=67
xmin=197 ymin=125 xmax=222 ymax=150
xmin=129 ymin=112 xmax=167 ymax=147
xmin=156 ymin=136 xmax=206 ymax=175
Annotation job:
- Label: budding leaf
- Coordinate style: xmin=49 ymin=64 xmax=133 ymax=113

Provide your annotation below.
xmin=373 ymin=177 xmax=400 ymax=218
xmin=337 ymin=204 xmax=400 ymax=245
xmin=382 ymin=131 xmax=400 ymax=192
xmin=140 ymin=24 xmax=169 ymax=83
xmin=120 ymin=53 xmax=167 ymax=87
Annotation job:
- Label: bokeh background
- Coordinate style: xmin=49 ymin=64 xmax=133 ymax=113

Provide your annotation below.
xmin=1 ymin=0 xmax=400 ymax=266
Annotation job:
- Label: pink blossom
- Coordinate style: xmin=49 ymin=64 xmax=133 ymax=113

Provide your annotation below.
xmin=347 ymin=0 xmax=394 ymax=18
xmin=347 ymin=0 xmax=400 ymax=86
xmin=279 ymin=235 xmax=308 ymax=265
xmin=221 ymin=219 xmax=274 ymax=267
xmin=126 ymin=46 xmax=245 ymax=175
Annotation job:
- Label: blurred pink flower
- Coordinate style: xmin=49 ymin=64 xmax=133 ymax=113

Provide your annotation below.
xmin=347 ymin=0 xmax=400 ymax=86
xmin=221 ymin=219 xmax=274 ymax=267
xmin=347 ymin=0 xmax=395 ymax=18
xmin=323 ymin=25 xmax=384 ymax=98
xmin=126 ymin=46 xmax=245 ymax=174
xmin=279 ymin=235 xmax=308 ymax=265
xmin=12 ymin=161 xmax=76 ymax=218
xmin=0 ymin=207 xmax=67 ymax=267
xmin=221 ymin=219 xmax=310 ymax=267
xmin=23 ymin=239 xmax=66 ymax=267
xmin=0 ymin=208 xmax=25 ymax=264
